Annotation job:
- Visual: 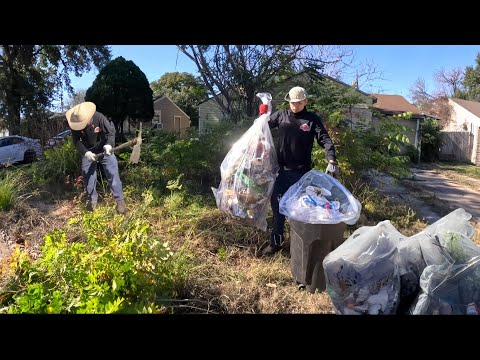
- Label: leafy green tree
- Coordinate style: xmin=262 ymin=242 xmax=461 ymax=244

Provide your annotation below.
xmin=0 ymin=45 xmax=111 ymax=135
xmin=150 ymin=72 xmax=208 ymax=128
xmin=85 ymin=56 xmax=154 ymax=137
xmin=462 ymin=53 xmax=480 ymax=101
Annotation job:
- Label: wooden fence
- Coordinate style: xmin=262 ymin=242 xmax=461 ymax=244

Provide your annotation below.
xmin=439 ymin=131 xmax=474 ymax=163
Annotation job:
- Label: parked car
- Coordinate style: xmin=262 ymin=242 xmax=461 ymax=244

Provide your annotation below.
xmin=0 ymin=135 xmax=43 ymax=167
xmin=47 ymin=129 xmax=71 ymax=148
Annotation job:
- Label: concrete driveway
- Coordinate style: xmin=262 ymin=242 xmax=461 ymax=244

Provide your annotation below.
xmin=367 ymin=164 xmax=480 ymax=226
xmin=406 ymin=165 xmax=480 ymax=225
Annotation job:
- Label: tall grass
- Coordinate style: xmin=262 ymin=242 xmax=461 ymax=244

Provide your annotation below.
xmin=0 ymin=171 xmax=28 ymax=211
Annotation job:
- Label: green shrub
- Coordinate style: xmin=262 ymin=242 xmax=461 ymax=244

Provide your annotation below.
xmin=29 ymin=138 xmax=81 ymax=192
xmin=0 ymin=190 xmax=188 ymax=314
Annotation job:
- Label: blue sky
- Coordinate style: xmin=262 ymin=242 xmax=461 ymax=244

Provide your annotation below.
xmin=68 ymin=45 xmax=480 ymax=103
xmin=349 ymin=45 xmax=480 ymax=98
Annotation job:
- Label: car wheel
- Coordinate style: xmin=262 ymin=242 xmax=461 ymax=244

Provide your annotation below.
xmin=23 ymin=150 xmax=37 ymax=163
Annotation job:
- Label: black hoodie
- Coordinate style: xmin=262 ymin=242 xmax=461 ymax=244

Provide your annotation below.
xmin=268 ymin=107 xmax=336 ymax=170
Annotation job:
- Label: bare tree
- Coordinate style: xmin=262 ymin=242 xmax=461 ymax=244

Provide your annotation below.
xmin=409 ymin=78 xmax=434 ymax=111
xmin=177 ymin=45 xmax=387 ymax=123
xmin=177 ymin=45 xmax=309 ymax=122
xmin=66 ymin=89 xmax=87 ymax=109
xmin=297 ymin=46 xmax=386 ymax=91
xmin=433 ymin=67 xmax=464 ymax=98
xmin=352 ymin=58 xmax=387 ymax=91
xmin=428 ymin=96 xmax=451 ymax=127
xmin=298 ymin=45 xmax=354 ymax=79
xmin=179 ymin=46 xmax=373 ymax=119
xmin=409 ymin=78 xmax=450 ymax=125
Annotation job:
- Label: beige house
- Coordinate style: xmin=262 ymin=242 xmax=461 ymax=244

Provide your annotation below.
xmin=198 ymin=71 xmax=375 ymax=134
xmin=370 ymin=94 xmax=427 ymax=159
xmin=439 ymin=98 xmax=480 ymax=165
xmin=150 ymin=95 xmax=190 ymax=138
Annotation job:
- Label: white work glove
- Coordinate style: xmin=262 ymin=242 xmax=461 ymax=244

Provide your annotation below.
xmin=326 ymin=161 xmax=340 ymax=177
xmin=103 ymin=144 xmax=113 ymax=156
xmin=84 ymin=151 xmax=96 ymax=162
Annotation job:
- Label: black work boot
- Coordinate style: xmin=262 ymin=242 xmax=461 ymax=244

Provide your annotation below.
xmin=261 ymin=233 xmax=284 ymax=257
xmin=116 ymin=200 xmax=126 ymax=215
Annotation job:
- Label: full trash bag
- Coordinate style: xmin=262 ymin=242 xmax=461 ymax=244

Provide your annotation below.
xmin=279 ymin=170 xmax=361 ymax=225
xmin=395 ymin=208 xmax=475 ymax=313
xmin=211 ymin=93 xmax=279 ymax=231
xmin=323 ymin=220 xmax=404 ymax=315
xmin=410 ymin=224 xmax=480 ymax=315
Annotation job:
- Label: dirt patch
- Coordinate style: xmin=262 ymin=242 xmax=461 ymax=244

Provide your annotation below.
xmin=0 ymin=198 xmax=80 ymax=262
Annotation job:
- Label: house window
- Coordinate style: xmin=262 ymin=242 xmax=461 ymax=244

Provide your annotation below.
xmin=152 ymin=111 xmax=162 ymax=124
xmin=174 ymin=116 xmax=181 ymax=132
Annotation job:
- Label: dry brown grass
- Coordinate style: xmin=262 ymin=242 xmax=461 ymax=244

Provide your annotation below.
xmin=144 ymin=203 xmax=337 ymax=314
xmin=151 ymin=178 xmax=479 ymax=314
xmin=143 ymin=188 xmax=443 ymax=314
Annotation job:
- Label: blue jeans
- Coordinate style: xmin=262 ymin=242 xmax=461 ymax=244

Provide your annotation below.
xmin=270 ymin=167 xmax=309 ymax=244
xmin=81 ymin=154 xmax=124 ymax=204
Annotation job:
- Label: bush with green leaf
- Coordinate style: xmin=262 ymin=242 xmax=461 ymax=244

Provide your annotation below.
xmin=311 ymin=113 xmax=412 ymax=182
xmin=421 ymin=117 xmax=442 ymax=162
xmin=157 ymin=122 xmax=238 ymax=192
xmin=29 ymin=138 xmax=81 ymax=193
xmin=0 ymin=190 xmax=189 ymax=314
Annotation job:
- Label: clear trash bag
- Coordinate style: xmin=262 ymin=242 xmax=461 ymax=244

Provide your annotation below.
xmin=211 ymin=93 xmax=279 ymax=231
xmin=323 ymin=220 xmax=404 ymax=315
xmin=410 ymin=226 xmax=480 ymax=315
xmin=395 ymin=208 xmax=475 ymax=313
xmin=279 ymin=169 xmax=361 ymax=225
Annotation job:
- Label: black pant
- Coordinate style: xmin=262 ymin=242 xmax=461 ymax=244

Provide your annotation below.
xmin=271 ymin=167 xmax=309 ymax=243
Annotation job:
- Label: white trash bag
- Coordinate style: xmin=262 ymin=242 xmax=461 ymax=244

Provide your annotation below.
xmin=211 ymin=93 xmax=279 ymax=231
xmin=279 ymin=169 xmax=361 ymax=225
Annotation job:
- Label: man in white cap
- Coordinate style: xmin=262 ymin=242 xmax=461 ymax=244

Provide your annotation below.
xmin=258 ymin=86 xmax=339 ymax=256
xmin=66 ymin=102 xmax=126 ymax=214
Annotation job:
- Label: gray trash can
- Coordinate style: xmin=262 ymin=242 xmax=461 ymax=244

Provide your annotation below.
xmin=289 ymin=219 xmax=346 ymax=293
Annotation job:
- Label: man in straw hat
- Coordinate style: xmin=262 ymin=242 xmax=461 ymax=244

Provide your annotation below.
xmin=66 ymin=102 xmax=126 ymax=214
xmin=258 ymin=86 xmax=339 ymax=256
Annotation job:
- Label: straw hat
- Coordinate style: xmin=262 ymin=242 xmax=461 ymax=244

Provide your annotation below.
xmin=66 ymin=102 xmax=96 ymax=131
xmin=284 ymin=86 xmax=308 ymax=102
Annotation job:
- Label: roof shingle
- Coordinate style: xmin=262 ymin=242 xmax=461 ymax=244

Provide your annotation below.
xmin=370 ymin=94 xmax=423 ymax=116
xmin=451 ymin=98 xmax=480 ymax=118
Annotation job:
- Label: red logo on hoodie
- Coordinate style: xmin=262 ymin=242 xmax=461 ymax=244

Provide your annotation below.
xmin=94 ymin=127 xmax=101 ymax=133
xmin=299 ymin=123 xmax=310 ymax=132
